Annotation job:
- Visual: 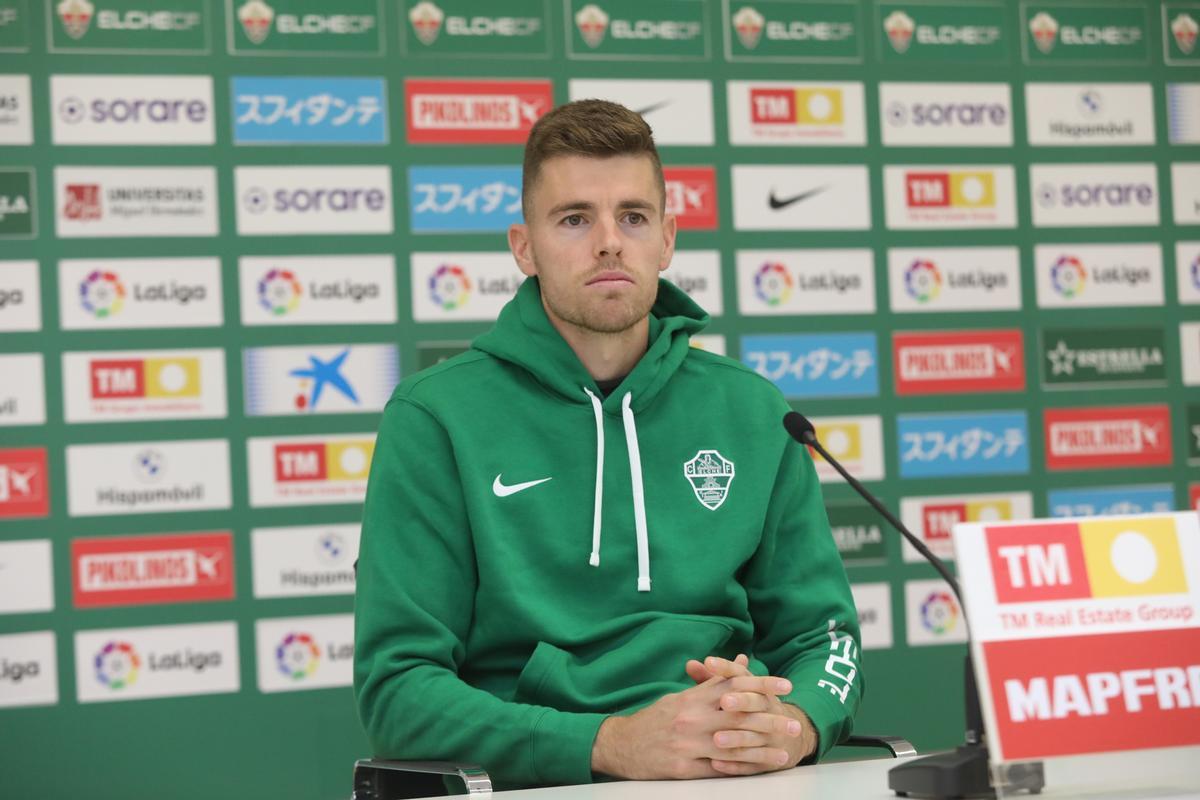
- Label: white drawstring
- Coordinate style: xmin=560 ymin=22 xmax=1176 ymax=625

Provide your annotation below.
xmin=621 ymin=392 xmax=652 ymax=593
xmin=584 ymin=388 xmax=605 ymax=567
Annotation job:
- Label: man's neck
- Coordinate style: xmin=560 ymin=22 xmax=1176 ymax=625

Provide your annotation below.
xmin=543 ymin=304 xmax=649 ymax=383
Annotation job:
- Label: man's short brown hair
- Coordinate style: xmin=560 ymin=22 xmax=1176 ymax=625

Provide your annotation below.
xmin=521 ymin=99 xmax=665 ymax=219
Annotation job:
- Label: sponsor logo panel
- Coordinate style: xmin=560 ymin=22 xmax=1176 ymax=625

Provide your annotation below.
xmin=59 ymin=257 xmax=223 ymax=330
xmin=883 ymin=165 xmax=1016 ymax=230
xmin=243 ymin=344 xmax=399 ymax=416
xmin=1025 ymin=83 xmax=1154 ymax=146
xmin=1040 ymin=327 xmax=1166 ymax=389
xmin=66 ymin=439 xmax=231 ymax=517
xmin=1172 ymin=162 xmax=1200 ymax=225
xmin=1192 ymin=484 xmax=1200 ymax=511
xmin=235 ymin=165 xmax=392 ymax=236
xmin=1183 ymin=322 xmax=1200 ymax=386
xmin=568 ymin=79 xmax=714 ymax=145
xmin=723 ymin=0 xmax=863 ymax=63
xmin=227 ymin=0 xmax=383 ymax=55
xmin=880 ymin=82 xmax=1012 ymax=146
xmin=1165 ymin=3 xmax=1200 ymax=65
xmin=50 ymin=0 xmax=210 ymax=53
xmin=0 ymin=631 xmax=58 ymax=708
xmin=1048 ymin=485 xmax=1176 ymax=518
xmin=51 ymin=75 xmax=213 ymax=145
xmin=1176 ymin=241 xmax=1200 ymax=304
xmin=732 ymin=165 xmax=870 ymax=230
xmin=1034 ymin=244 xmax=1164 ymax=309
xmin=898 ymin=411 xmax=1030 ymax=479
xmin=1022 ymin=3 xmax=1150 ymax=65
xmin=1044 ymin=405 xmax=1172 ymax=470
xmin=409 ymin=165 xmax=521 ymax=233
xmin=662 ymin=250 xmax=722 ymax=316
xmin=808 ymin=415 xmax=885 ymax=483
xmin=239 ymin=255 xmax=396 ymax=326
xmin=742 ymin=333 xmax=878 ymax=398
xmin=887 ymin=247 xmax=1021 ymax=312
xmin=411 ymin=252 xmax=525 ymax=322
xmin=877 ymin=1 xmax=1009 ymax=64
xmin=893 ymin=330 xmax=1025 ymax=396
xmin=256 ymin=613 xmax=354 ymax=692
xmin=851 ymin=583 xmax=893 ymax=650
xmin=905 ymin=579 xmax=967 ymax=646
xmin=0 ymin=0 xmax=30 ymax=52
xmin=247 ymin=433 xmax=374 ymax=507
xmin=0 ymin=353 xmax=45 ymax=426
xmin=54 ymin=166 xmax=217 ymax=237
xmin=232 ymin=76 xmax=387 ymax=144
xmin=566 ymin=0 xmax=710 ymax=60
xmin=252 ymin=524 xmax=359 ymax=598
xmin=403 ymin=0 xmax=549 ymax=58
xmin=75 ymin=621 xmax=239 ymax=703
xmin=1031 ymin=163 xmax=1159 ymax=228
xmin=71 ymin=532 xmax=234 ymax=608
xmin=0 ymin=447 xmax=49 ymax=518
xmin=736 ymin=249 xmax=876 ymax=316
xmin=727 ymin=80 xmax=866 ymax=146
xmin=62 ymin=348 xmax=226 ymax=423
xmin=900 ymin=492 xmax=1033 ymax=563
xmin=688 ymin=335 xmax=726 ymax=356
xmin=0 ymin=74 xmax=32 ymax=143
xmin=827 ymin=503 xmax=887 ymax=565
xmin=1190 ymin=404 xmax=1200 ymax=464
xmin=0 ymin=167 xmax=34 ymax=237
xmin=0 ymin=539 xmax=53 ymax=613
xmin=406 ymin=78 xmax=552 ymax=144
xmin=0 ymin=260 xmax=40 ymax=331
xmin=664 ymin=167 xmax=718 ymax=230
xmin=1168 ymin=83 xmax=1200 ymax=142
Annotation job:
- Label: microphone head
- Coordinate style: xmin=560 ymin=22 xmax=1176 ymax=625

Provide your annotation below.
xmin=782 ymin=411 xmax=817 ymax=445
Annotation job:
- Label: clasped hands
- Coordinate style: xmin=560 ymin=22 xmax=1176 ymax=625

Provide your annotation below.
xmin=591 ymin=654 xmax=818 ymax=780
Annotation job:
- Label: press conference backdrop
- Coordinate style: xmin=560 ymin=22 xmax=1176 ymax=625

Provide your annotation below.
xmin=1 ymin=0 xmax=1198 ymax=797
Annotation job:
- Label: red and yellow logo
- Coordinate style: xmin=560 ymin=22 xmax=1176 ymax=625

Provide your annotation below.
xmin=906 ymin=171 xmax=995 ymax=209
xmin=89 ymin=358 xmax=202 ymax=400
xmin=274 ymin=440 xmax=374 ymax=483
xmin=750 ymin=87 xmax=844 ymax=126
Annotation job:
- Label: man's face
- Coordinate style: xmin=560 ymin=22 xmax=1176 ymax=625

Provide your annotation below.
xmin=509 ymin=154 xmax=676 ymax=335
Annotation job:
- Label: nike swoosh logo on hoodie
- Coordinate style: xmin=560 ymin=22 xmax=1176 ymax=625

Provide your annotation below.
xmin=493 ymin=475 xmax=553 ymax=497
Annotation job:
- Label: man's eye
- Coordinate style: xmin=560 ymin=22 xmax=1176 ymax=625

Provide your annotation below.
xmin=626 ymin=212 xmax=646 ymax=225
xmin=563 ymin=214 xmax=584 ymax=226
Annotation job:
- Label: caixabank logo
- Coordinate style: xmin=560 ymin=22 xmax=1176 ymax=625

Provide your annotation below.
xmin=251 ymin=523 xmax=359 ymax=598
xmin=879 ymin=82 xmax=1012 ymax=147
xmin=727 ymin=81 xmax=866 ymax=145
xmin=877 ymin=2 xmax=1008 ymax=63
xmin=900 ymin=492 xmax=1033 ymax=562
xmin=0 ymin=260 xmax=41 ymax=332
xmin=256 ymin=614 xmax=353 ymax=692
xmin=59 ymin=258 xmax=222 ymax=330
xmin=247 ymin=434 xmax=374 ymax=507
xmin=406 ymin=78 xmax=551 ymax=144
xmin=0 ymin=631 xmax=58 ymax=709
xmin=239 ymin=255 xmax=397 ymax=326
xmin=884 ymin=165 xmax=1016 ymax=229
xmin=76 ymin=622 xmax=240 ymax=703
xmin=893 ymin=329 xmax=1025 ymax=395
xmin=54 ymin=166 xmax=218 ymax=237
xmin=235 ymin=166 xmax=392 ymax=236
xmin=232 ymin=76 xmax=387 ymax=145
xmin=568 ymin=0 xmax=709 ymax=60
xmin=228 ymin=0 xmax=382 ymax=55
xmin=403 ymin=0 xmax=548 ymax=58
xmin=1045 ymin=404 xmax=1172 ymax=471
xmin=736 ymin=249 xmax=875 ymax=316
xmin=71 ymin=531 xmax=235 ymax=608
xmin=1034 ymin=244 xmax=1163 ymax=309
xmin=1022 ymin=4 xmax=1149 ymax=65
xmin=663 ymin=167 xmax=718 ymax=230
xmin=0 ymin=167 xmax=35 ymax=238
xmin=724 ymin=1 xmax=863 ymax=63
xmin=1031 ymin=164 xmax=1158 ymax=228
xmin=50 ymin=0 xmax=210 ymax=54
xmin=62 ymin=348 xmax=226 ymax=423
xmin=51 ymin=74 xmax=213 ymax=145
xmin=0 ymin=447 xmax=49 ymax=519
xmin=411 ymin=252 xmax=525 ymax=322
xmin=243 ymin=344 xmax=400 ymax=417
xmin=66 ymin=439 xmax=232 ymax=517
xmin=0 ymin=353 xmax=45 ymax=427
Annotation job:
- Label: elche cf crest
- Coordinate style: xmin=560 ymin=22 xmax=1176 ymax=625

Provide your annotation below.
xmin=732 ymin=6 xmax=764 ymax=50
xmin=684 ymin=450 xmax=735 ymax=511
xmin=239 ymin=0 xmax=275 ymax=45
xmin=410 ymin=1 xmax=445 ymax=45
xmin=576 ymin=3 xmax=609 ymax=48
xmin=58 ymin=0 xmax=94 ymax=40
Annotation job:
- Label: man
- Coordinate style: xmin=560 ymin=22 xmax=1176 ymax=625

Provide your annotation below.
xmin=354 ymin=99 xmax=862 ymax=788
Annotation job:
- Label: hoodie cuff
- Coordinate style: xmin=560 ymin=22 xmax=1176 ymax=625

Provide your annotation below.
xmin=782 ymin=686 xmax=855 ymax=761
xmin=529 ymin=708 xmax=609 ymax=785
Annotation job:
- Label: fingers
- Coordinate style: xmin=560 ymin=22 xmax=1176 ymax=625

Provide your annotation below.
xmin=702 ymin=655 xmax=752 ymax=679
xmin=722 ymin=712 xmax=803 ymax=738
xmin=684 ymin=659 xmax=710 ymax=685
xmin=711 ymin=758 xmax=778 ymax=776
xmin=713 ymin=729 xmax=768 ymax=749
xmin=710 ymin=746 xmax=791 ymax=770
xmin=719 ymin=691 xmax=770 ymax=712
xmin=727 ymin=675 xmax=793 ymax=695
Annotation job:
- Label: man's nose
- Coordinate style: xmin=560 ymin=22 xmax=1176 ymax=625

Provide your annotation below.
xmin=593 ymin=216 xmax=623 ymax=258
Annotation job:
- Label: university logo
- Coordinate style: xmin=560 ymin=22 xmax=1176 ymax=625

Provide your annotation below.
xmin=732 ymin=5 xmax=763 ymax=49
xmin=275 ymin=632 xmax=319 ymax=679
xmin=1029 ymin=11 xmax=1058 ymax=53
xmin=63 ymin=184 xmax=100 ymax=220
xmin=1174 ymin=13 xmax=1198 ymax=54
xmin=94 ymin=641 xmax=139 ymax=689
xmin=884 ymin=10 xmax=913 ymax=52
xmin=683 ymin=450 xmax=735 ymax=511
xmin=409 ymin=1 xmax=442 ymax=44
xmin=429 ymin=264 xmax=471 ymax=310
xmin=575 ymin=3 xmax=608 ymax=47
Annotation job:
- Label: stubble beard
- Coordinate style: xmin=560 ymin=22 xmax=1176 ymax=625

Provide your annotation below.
xmin=538 ymin=260 xmax=657 ymax=335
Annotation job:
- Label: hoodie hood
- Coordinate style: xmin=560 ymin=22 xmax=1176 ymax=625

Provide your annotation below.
xmin=473 ymin=276 xmax=709 ymax=415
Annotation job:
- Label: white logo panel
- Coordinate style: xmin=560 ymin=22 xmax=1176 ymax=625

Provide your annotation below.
xmin=1168 ymin=83 xmax=1200 ymax=144
xmin=411 ymin=252 xmax=525 ymax=322
xmin=883 ymin=165 xmax=1017 ymax=229
xmin=234 ymin=166 xmax=393 ymax=235
xmin=243 ymin=344 xmax=399 ymax=416
xmin=1177 ymin=241 xmax=1200 ymax=305
xmin=0 ymin=631 xmax=59 ymax=708
xmin=255 ymin=614 xmax=354 ymax=693
xmin=887 ymin=247 xmax=1022 ymax=312
xmin=238 ymin=255 xmax=397 ymax=326
xmin=1031 ymin=163 xmax=1159 ymax=227
xmin=0 ymin=260 xmax=40 ymax=332
xmin=851 ymin=583 xmax=893 ymax=651
xmin=252 ymin=524 xmax=360 ymax=598
xmin=899 ymin=492 xmax=1034 ymax=563
xmin=689 ymin=334 xmax=726 ymax=356
xmin=567 ymin=79 xmax=714 ymax=145
xmin=1034 ymin=244 xmax=1164 ymax=309
xmin=727 ymin=81 xmax=866 ymax=146
xmin=1183 ymin=323 xmax=1200 ymax=386
xmin=59 ymin=258 xmax=223 ymax=330
xmin=0 ymin=75 xmax=33 ymax=145
xmin=732 ymin=165 xmax=870 ymax=230
xmin=0 ymin=353 xmax=45 ymax=426
xmin=62 ymin=348 xmax=227 ymax=423
xmin=51 ymin=75 xmax=214 ymax=145
xmin=880 ymin=83 xmax=1013 ymax=146
xmin=736 ymin=249 xmax=875 ymax=316
xmin=905 ymin=579 xmax=968 ymax=646
xmin=66 ymin=439 xmax=232 ymax=517
xmin=54 ymin=166 xmax=218 ymax=238
xmin=1025 ymin=83 xmax=1155 ymax=146
xmin=0 ymin=540 xmax=53 ymax=614
xmin=809 ymin=415 xmax=885 ymax=483
xmin=1172 ymin=162 xmax=1200 ymax=225
xmin=247 ymin=433 xmax=375 ymax=508
xmin=663 ymin=250 xmax=723 ymax=316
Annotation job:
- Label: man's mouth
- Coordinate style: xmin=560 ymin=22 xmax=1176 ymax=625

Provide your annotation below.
xmin=586 ymin=270 xmax=635 ymax=286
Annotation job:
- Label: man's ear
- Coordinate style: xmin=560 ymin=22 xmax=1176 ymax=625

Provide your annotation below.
xmin=508 ymin=222 xmax=537 ymax=278
xmin=659 ymin=212 xmax=678 ymax=273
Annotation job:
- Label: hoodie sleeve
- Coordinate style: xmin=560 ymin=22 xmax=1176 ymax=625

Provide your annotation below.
xmin=353 ymin=397 xmax=607 ymax=787
xmin=741 ymin=429 xmax=864 ymax=760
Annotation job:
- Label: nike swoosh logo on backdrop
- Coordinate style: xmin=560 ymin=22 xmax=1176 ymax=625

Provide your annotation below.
xmin=768 ymin=185 xmax=829 ymax=210
xmin=492 ymin=475 xmax=553 ymax=497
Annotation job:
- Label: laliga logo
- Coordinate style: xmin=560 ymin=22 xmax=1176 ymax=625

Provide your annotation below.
xmin=904 ymin=259 xmax=942 ymax=303
xmin=80 ymin=270 xmax=126 ymax=318
xmin=257 ymin=268 xmax=302 ymax=316
xmin=57 ymin=0 xmax=94 ymax=40
xmin=921 ymin=590 xmax=958 ymax=634
xmin=409 ymin=1 xmax=444 ymax=45
xmin=429 ymin=264 xmax=471 ymax=310
xmin=239 ymin=0 xmax=274 ymax=44
xmin=754 ymin=262 xmax=793 ymax=306
xmin=1029 ymin=12 xmax=1059 ymax=54
xmin=1051 ymin=255 xmax=1087 ymax=298
xmin=95 ymin=641 xmax=140 ymax=689
xmin=276 ymin=632 xmax=320 ymax=680
xmin=1174 ymin=13 xmax=1199 ymax=54
xmin=732 ymin=5 xmax=765 ymax=50
xmin=575 ymin=3 xmax=609 ymax=48
xmin=884 ymin=10 xmax=914 ymax=53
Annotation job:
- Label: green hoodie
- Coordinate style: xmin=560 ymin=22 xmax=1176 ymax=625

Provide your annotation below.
xmin=354 ymin=277 xmax=862 ymax=789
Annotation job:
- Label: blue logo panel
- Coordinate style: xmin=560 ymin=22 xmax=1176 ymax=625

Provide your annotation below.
xmin=741 ymin=333 xmax=878 ymax=399
xmin=232 ymin=77 xmax=388 ymax=144
xmin=409 ymin=166 xmax=523 ymax=233
xmin=898 ymin=411 xmax=1029 ymax=478
xmin=1048 ymin=485 xmax=1175 ymax=518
